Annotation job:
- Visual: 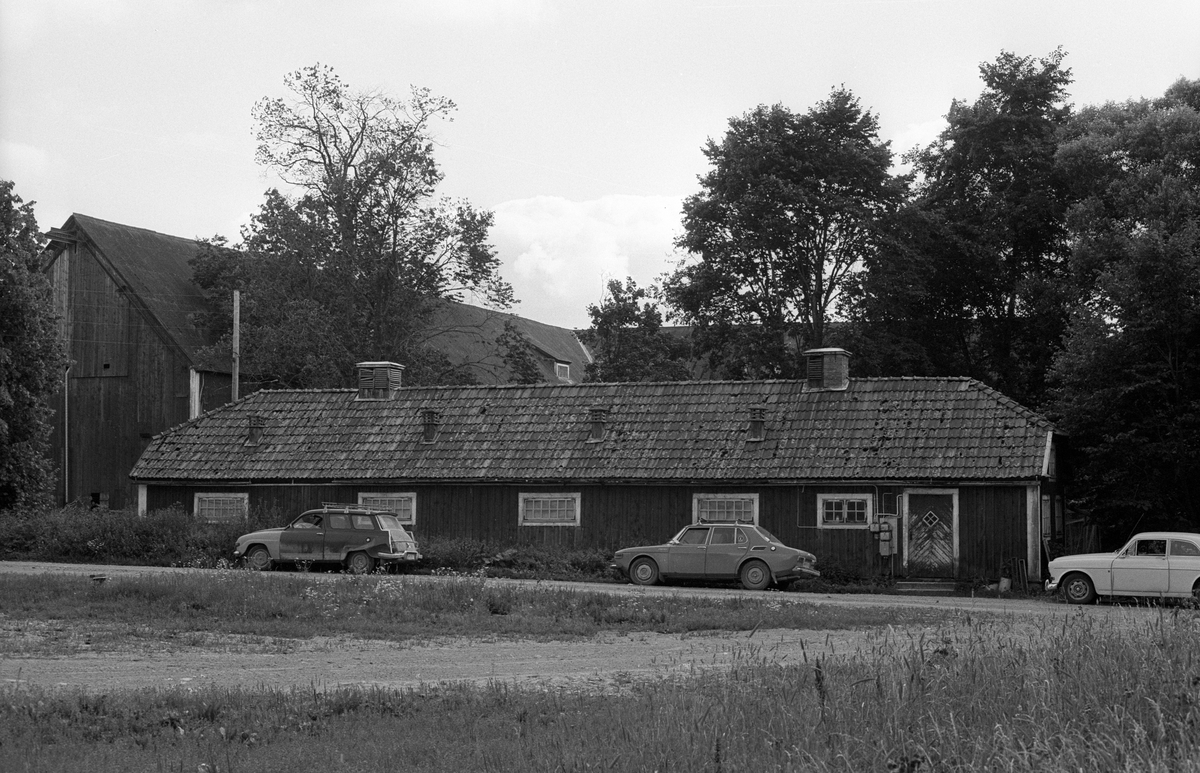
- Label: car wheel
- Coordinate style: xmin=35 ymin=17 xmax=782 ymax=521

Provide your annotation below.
xmin=346 ymin=552 xmax=375 ymax=575
xmin=244 ymin=546 xmax=273 ymax=571
xmin=629 ymin=557 xmax=660 ymax=586
xmin=1061 ymin=573 xmax=1096 ymax=604
xmin=739 ymin=560 xmax=772 ymax=591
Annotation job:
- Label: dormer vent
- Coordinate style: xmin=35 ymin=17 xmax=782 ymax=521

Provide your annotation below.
xmin=245 ymin=414 xmax=266 ymax=447
xmin=802 ymin=348 xmax=851 ymax=392
xmin=748 ymin=406 xmax=767 ymax=442
xmin=587 ymin=406 xmax=609 ymax=443
xmin=356 ymin=361 xmax=404 ymax=401
xmin=421 ymin=408 xmax=443 ymax=444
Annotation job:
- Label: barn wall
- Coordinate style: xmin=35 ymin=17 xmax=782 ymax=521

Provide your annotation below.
xmin=49 ymin=240 xmax=192 ymax=511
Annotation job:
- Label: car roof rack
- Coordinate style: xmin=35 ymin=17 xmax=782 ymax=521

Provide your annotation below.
xmin=696 ymin=517 xmax=755 ymax=525
xmin=318 ymin=502 xmax=396 ymax=514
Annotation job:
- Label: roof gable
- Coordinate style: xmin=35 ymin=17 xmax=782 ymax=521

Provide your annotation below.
xmin=131 ymin=377 xmax=1056 ymax=484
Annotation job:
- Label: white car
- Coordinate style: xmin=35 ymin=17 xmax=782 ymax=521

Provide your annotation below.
xmin=1045 ymin=531 xmax=1200 ymax=604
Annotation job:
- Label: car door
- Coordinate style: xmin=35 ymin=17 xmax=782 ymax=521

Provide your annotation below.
xmin=322 ymin=514 xmax=355 ymax=561
xmin=1110 ymin=538 xmax=1170 ymax=595
xmin=278 ymin=514 xmax=325 ymax=562
xmin=666 ymin=526 xmax=710 ymax=576
xmin=1168 ymin=537 xmax=1200 ymax=595
xmin=705 ymin=526 xmax=748 ymax=578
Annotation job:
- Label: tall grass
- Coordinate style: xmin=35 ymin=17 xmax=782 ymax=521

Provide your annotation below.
xmin=4 ymin=609 xmax=1198 ymax=771
xmin=0 ymin=571 xmax=948 ymax=654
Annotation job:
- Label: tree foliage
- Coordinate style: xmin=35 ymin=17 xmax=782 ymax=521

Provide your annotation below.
xmin=192 ymin=65 xmax=512 ymax=388
xmin=665 ymin=90 xmax=905 ymax=378
xmin=579 ymin=279 xmax=691 ymax=383
xmin=846 ymin=49 xmax=1074 ymax=405
xmin=0 ymin=181 xmax=67 ymax=509
xmin=1048 ymin=79 xmax=1200 ymax=536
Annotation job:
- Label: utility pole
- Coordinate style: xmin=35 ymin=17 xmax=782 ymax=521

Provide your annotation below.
xmin=232 ymin=289 xmax=240 ymax=402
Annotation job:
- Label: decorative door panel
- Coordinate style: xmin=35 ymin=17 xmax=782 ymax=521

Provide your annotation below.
xmin=906 ymin=492 xmax=956 ymax=577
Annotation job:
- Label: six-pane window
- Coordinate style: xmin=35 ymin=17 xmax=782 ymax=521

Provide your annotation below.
xmin=817 ymin=494 xmax=873 ymax=528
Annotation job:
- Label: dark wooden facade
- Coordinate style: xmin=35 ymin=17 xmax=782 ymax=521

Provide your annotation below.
xmin=143 ymin=478 xmax=1049 ymax=580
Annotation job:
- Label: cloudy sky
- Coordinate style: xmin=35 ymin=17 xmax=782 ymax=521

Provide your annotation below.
xmin=2 ymin=1 xmax=1197 ymax=328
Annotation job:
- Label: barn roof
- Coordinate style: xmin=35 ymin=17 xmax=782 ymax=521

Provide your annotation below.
xmin=67 ymin=214 xmax=214 ymax=362
xmin=50 ymin=214 xmax=590 ymax=383
xmin=130 ymin=377 xmax=1056 ymax=484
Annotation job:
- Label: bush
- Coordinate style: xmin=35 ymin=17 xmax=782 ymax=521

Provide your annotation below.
xmin=0 ymin=504 xmax=280 ymax=567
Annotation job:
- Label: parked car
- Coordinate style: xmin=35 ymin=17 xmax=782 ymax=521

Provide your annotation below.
xmin=1045 ymin=531 xmax=1200 ymax=604
xmin=612 ymin=521 xmax=819 ymax=590
xmin=233 ymin=504 xmax=421 ymax=574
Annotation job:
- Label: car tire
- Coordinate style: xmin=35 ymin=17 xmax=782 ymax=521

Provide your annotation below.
xmin=629 ymin=557 xmax=660 ymax=586
xmin=346 ymin=552 xmax=375 ymax=575
xmin=739 ymin=559 xmax=772 ymax=591
xmin=1061 ymin=573 xmax=1096 ymax=605
xmin=244 ymin=546 xmax=273 ymax=571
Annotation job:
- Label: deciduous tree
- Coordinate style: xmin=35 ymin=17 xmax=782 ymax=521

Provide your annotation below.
xmin=1049 ymin=78 xmax=1200 ymax=537
xmin=579 ymin=279 xmax=691 ymax=382
xmin=192 ymin=65 xmax=512 ymax=387
xmin=0 ymin=181 xmax=67 ymax=509
xmin=665 ymin=90 xmax=905 ymax=379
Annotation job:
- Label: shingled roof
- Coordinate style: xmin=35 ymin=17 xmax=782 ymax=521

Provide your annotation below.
xmin=131 ymin=377 xmax=1056 ymax=484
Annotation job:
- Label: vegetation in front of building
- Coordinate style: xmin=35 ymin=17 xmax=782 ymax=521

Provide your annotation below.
xmin=3 ymin=598 xmax=1197 ymax=772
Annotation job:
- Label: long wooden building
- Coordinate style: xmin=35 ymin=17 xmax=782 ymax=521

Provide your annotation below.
xmin=130 ymin=350 xmax=1066 ymax=580
xmin=41 ymin=214 xmax=593 ymax=510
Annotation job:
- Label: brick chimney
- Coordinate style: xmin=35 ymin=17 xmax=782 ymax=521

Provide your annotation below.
xmin=355 ymin=361 xmax=404 ymax=401
xmin=420 ymin=408 xmax=443 ymax=444
xmin=802 ymin=348 xmax=851 ymax=392
xmin=747 ymin=405 xmax=767 ymax=442
xmin=587 ymin=406 xmax=609 ymax=442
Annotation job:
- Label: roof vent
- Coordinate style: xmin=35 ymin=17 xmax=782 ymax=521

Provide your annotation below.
xmin=803 ymin=348 xmax=850 ymax=392
xmin=748 ymin=405 xmax=767 ymax=442
xmin=421 ymin=408 xmax=443 ymax=444
xmin=355 ymin=361 xmax=404 ymax=401
xmin=587 ymin=406 xmax=609 ymax=443
xmin=245 ymin=414 xmax=266 ymax=447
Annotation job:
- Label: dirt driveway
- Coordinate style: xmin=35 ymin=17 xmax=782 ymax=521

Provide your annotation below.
xmin=0 ymin=561 xmax=1158 ymax=695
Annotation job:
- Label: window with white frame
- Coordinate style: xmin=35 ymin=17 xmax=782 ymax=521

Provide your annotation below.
xmin=194 ymin=493 xmax=248 ymax=524
xmin=555 ymin=362 xmax=570 ymax=381
xmin=693 ymin=494 xmax=759 ymax=524
xmin=358 ymin=493 xmax=416 ymax=526
xmin=817 ymin=493 xmax=873 ymax=528
xmin=519 ymin=493 xmax=580 ymax=526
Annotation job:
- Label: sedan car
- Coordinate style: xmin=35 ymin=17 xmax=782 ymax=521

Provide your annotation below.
xmin=1045 ymin=531 xmax=1200 ymax=604
xmin=233 ymin=504 xmax=421 ymax=574
xmin=612 ymin=521 xmax=820 ymax=590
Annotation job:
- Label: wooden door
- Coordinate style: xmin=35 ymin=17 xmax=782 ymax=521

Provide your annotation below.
xmin=906 ymin=492 xmax=956 ymax=577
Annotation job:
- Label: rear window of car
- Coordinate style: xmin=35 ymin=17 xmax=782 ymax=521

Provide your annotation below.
xmin=328 ymin=514 xmax=351 ymax=530
xmin=752 ymin=526 xmax=783 ymax=544
xmin=376 ymin=514 xmax=403 ymax=530
xmin=1170 ymin=539 xmax=1200 ymax=557
xmin=352 ymin=515 xmax=376 ymax=530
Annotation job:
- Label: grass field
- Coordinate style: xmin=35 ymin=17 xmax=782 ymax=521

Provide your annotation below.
xmin=2 ymin=572 xmax=1199 ymax=771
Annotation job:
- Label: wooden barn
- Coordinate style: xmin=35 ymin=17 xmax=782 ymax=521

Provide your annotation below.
xmin=41 ymin=214 xmax=592 ymax=511
xmin=130 ymin=350 xmax=1066 ymax=580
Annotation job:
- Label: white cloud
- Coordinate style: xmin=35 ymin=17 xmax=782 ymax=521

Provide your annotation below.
xmin=491 ymin=194 xmax=683 ymax=329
